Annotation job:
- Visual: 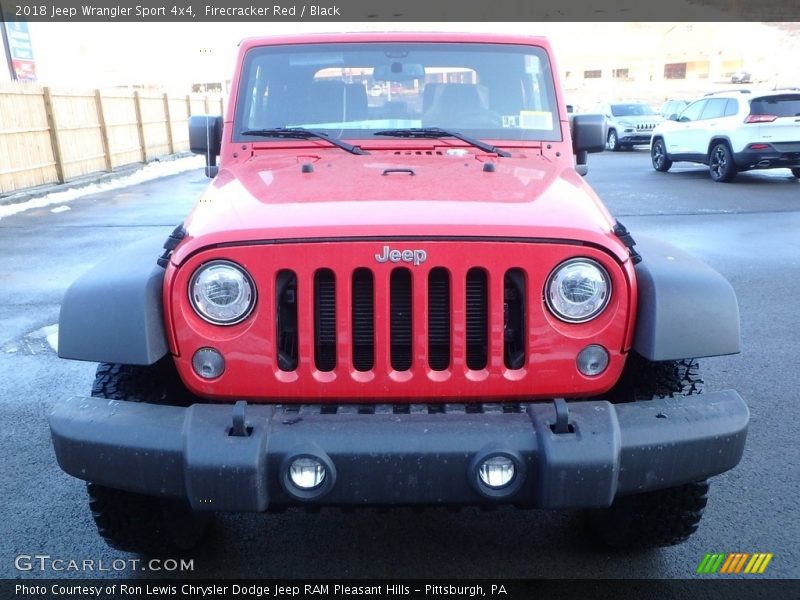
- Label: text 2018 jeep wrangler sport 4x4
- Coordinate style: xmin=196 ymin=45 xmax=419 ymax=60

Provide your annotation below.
xmin=50 ymin=33 xmax=748 ymax=554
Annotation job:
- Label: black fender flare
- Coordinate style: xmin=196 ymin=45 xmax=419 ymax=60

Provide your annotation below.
xmin=632 ymin=236 xmax=740 ymax=361
xmin=58 ymin=235 xmax=169 ymax=365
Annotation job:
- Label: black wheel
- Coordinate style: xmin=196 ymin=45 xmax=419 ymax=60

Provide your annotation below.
xmin=87 ymin=359 xmax=211 ymax=554
xmin=588 ymin=481 xmax=710 ymax=549
xmin=91 ymin=360 xmax=199 ymax=405
xmin=604 ymin=352 xmax=703 ymax=403
xmin=709 ymin=142 xmax=737 ymax=182
xmin=651 ymin=138 xmax=673 ymax=172
xmin=791 ymin=167 xmax=800 ymax=178
xmin=587 ymin=353 xmax=709 ymax=549
xmin=88 ymin=483 xmax=212 ymax=555
xmin=606 ymin=129 xmax=620 ymax=151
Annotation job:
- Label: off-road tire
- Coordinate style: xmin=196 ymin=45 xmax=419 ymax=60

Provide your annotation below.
xmin=587 ymin=353 xmax=709 ymax=549
xmin=87 ymin=359 xmax=211 ymax=555
xmin=791 ymin=167 xmax=800 ymax=178
xmin=91 ymin=360 xmax=199 ymax=405
xmin=88 ymin=483 xmax=211 ymax=555
xmin=607 ymin=129 xmax=620 ymax=151
xmin=651 ymin=138 xmax=673 ymax=172
xmin=588 ymin=481 xmax=710 ymax=549
xmin=709 ymin=142 xmax=737 ymax=182
xmin=604 ymin=353 xmax=703 ymax=403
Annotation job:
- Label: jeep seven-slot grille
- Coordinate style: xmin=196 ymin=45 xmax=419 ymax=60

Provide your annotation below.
xmin=275 ymin=266 xmax=527 ymax=374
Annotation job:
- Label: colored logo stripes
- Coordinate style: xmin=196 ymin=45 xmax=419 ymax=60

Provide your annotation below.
xmin=697 ymin=553 xmax=773 ymax=574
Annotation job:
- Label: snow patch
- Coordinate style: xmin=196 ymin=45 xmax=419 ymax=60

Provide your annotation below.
xmin=0 ymin=155 xmax=205 ymax=221
xmin=28 ymin=324 xmax=60 ymax=353
xmin=41 ymin=324 xmax=59 ymax=352
xmin=2 ymin=324 xmax=60 ymax=355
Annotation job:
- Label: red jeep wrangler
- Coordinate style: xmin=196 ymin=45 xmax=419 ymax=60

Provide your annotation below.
xmin=51 ymin=33 xmax=748 ymax=554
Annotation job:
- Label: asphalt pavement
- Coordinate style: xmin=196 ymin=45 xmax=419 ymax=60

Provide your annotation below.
xmin=0 ymin=149 xmax=797 ymax=580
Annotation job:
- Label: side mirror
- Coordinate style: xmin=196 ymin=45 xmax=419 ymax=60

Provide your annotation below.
xmin=189 ymin=115 xmax=224 ymax=178
xmin=570 ymin=113 xmax=606 ymax=175
xmin=668 ymin=113 xmax=679 ymax=121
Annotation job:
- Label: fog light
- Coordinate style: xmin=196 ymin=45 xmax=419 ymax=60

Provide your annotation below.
xmin=288 ymin=457 xmax=327 ymax=490
xmin=576 ymin=344 xmax=609 ymax=376
xmin=478 ymin=456 xmax=515 ymax=489
xmin=192 ymin=347 xmax=225 ymax=379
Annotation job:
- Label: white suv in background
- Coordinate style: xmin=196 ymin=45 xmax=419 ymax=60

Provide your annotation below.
xmin=650 ymin=90 xmax=800 ymax=182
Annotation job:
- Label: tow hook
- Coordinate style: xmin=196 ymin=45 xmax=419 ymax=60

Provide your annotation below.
xmin=230 ymin=400 xmax=251 ymax=437
xmin=551 ymin=398 xmax=574 ymax=434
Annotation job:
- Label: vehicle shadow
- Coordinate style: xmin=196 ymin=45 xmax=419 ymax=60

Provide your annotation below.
xmin=155 ymin=506 xmax=670 ymax=579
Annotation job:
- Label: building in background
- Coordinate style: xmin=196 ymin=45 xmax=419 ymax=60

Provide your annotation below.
xmin=14 ymin=22 xmax=800 ymax=106
xmin=554 ymin=23 xmax=800 ymax=111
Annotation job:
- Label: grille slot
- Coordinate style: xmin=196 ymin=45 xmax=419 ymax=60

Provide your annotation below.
xmin=276 ymin=270 xmax=298 ymax=371
xmin=314 ymin=269 xmax=336 ymax=372
xmin=390 ymin=268 xmax=413 ymax=371
xmin=504 ymin=268 xmax=526 ymax=370
xmin=352 ymin=268 xmax=375 ymax=372
xmin=428 ymin=268 xmax=451 ymax=371
xmin=465 ymin=268 xmax=488 ymax=370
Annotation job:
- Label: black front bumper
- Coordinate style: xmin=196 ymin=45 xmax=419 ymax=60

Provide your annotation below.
xmin=49 ymin=392 xmax=748 ymax=511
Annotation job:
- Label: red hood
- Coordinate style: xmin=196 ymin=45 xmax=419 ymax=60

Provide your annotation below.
xmin=173 ymin=147 xmax=628 ymax=264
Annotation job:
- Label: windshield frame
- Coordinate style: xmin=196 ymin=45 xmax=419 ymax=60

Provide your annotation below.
xmin=232 ymin=41 xmax=563 ymax=144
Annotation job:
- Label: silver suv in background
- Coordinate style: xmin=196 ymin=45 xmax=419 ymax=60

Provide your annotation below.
xmin=600 ymin=102 xmax=663 ymax=151
xmin=650 ymin=90 xmax=800 ymax=182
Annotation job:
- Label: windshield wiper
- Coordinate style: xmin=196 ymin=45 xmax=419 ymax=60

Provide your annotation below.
xmin=240 ymin=127 xmax=368 ymax=155
xmin=373 ymin=127 xmax=511 ymax=157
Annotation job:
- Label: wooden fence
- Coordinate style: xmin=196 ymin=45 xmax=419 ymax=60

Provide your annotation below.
xmin=0 ymin=83 xmax=224 ymax=195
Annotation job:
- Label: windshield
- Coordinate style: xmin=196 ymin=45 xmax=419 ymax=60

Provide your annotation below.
xmin=234 ymin=42 xmax=561 ymax=142
xmin=610 ymin=103 xmax=657 ymax=117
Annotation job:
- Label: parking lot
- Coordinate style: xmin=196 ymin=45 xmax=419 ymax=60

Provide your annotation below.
xmin=0 ymin=148 xmax=798 ymax=580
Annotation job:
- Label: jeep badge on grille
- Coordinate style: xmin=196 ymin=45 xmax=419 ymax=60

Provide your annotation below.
xmin=375 ymin=245 xmax=428 ymax=266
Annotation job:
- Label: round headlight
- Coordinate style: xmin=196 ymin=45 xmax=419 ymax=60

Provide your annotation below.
xmin=189 ymin=260 xmax=256 ymax=325
xmin=545 ymin=258 xmax=611 ymax=323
